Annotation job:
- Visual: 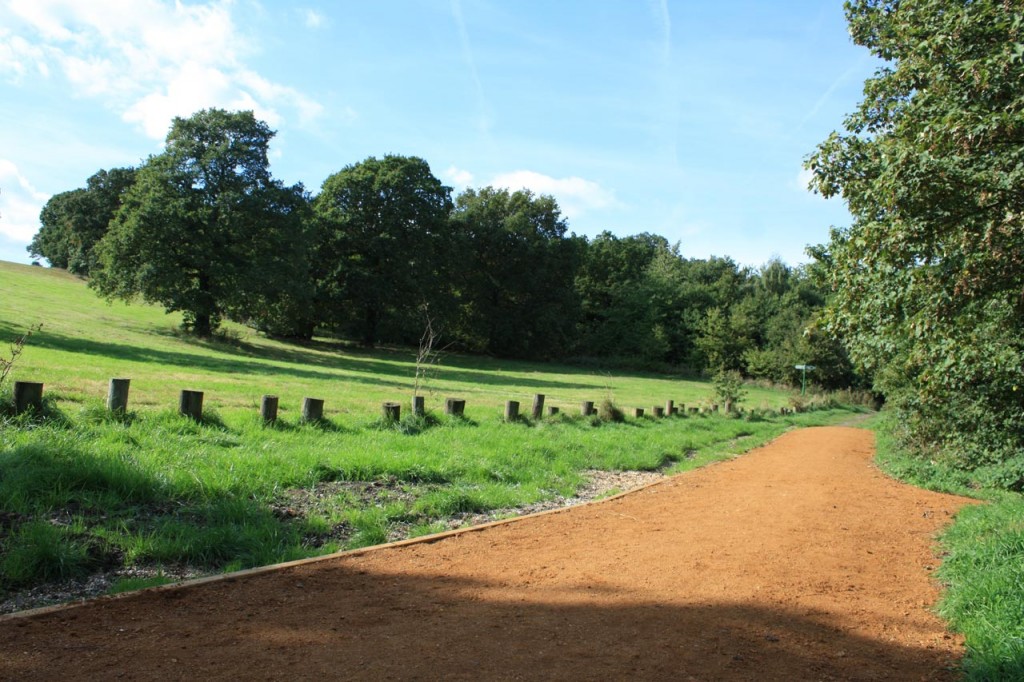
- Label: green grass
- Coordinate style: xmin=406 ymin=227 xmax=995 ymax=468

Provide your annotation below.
xmin=0 ymin=260 xmax=864 ymax=603
xmin=0 ymin=260 xmax=791 ymax=419
xmin=873 ymin=414 xmax=1024 ymax=681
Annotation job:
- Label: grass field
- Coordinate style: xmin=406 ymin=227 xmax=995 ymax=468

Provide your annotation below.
xmin=0 ymin=261 xmax=792 ymax=421
xmin=0 ymin=260 xmax=861 ymax=608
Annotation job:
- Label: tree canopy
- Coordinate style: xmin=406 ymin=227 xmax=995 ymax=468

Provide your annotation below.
xmin=28 ymin=167 xmax=136 ymax=275
xmin=28 ymin=108 xmax=851 ymax=392
xmin=92 ymin=109 xmax=308 ymax=337
xmin=807 ymin=0 xmax=1024 ymax=480
xmin=312 ymin=155 xmax=453 ymax=346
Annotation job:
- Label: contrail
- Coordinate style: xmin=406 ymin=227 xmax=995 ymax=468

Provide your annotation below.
xmin=451 ymin=0 xmax=491 ymax=136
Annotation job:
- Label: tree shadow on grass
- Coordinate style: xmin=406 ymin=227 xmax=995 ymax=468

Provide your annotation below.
xmin=24 ymin=327 xmax=597 ymax=393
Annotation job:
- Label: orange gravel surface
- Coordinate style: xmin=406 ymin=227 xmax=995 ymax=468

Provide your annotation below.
xmin=0 ymin=427 xmax=976 ymax=681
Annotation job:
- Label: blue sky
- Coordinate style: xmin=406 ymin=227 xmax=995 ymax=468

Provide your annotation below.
xmin=0 ymin=0 xmax=876 ymax=268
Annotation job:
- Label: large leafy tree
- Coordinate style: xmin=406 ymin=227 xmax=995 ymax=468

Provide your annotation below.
xmin=807 ymin=0 xmax=1024 ymax=478
xmin=574 ymin=232 xmax=672 ymax=361
xmin=93 ymin=109 xmax=309 ymax=337
xmin=28 ymin=167 xmax=136 ymax=274
xmin=312 ymin=155 xmax=454 ymax=346
xmin=450 ymin=187 xmax=582 ymax=359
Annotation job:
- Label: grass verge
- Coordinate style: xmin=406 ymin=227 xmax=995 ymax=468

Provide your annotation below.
xmin=873 ymin=414 xmax=1024 ymax=681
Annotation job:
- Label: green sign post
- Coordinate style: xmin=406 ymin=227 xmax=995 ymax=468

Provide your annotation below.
xmin=794 ymin=364 xmax=816 ymax=395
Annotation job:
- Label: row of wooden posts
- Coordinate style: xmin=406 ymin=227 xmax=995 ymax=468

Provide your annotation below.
xmin=10 ymin=379 xmax=743 ymax=423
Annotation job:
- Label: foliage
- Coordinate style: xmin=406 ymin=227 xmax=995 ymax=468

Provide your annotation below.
xmin=806 ymin=0 xmax=1024 ymax=479
xmin=27 ymin=167 xmax=136 ymax=275
xmin=91 ymin=109 xmax=309 ymax=337
xmin=313 ymin=155 xmax=453 ymax=346
xmin=449 ymin=186 xmax=582 ymax=358
xmin=712 ymin=369 xmax=746 ymax=410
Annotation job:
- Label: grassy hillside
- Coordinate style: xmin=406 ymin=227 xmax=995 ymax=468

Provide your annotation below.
xmin=0 ymin=260 xmax=792 ymax=419
xmin=0 ymin=260 xmax=860 ymax=611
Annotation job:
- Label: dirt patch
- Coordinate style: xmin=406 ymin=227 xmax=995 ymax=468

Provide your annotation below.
xmin=0 ymin=427 xmax=975 ymax=680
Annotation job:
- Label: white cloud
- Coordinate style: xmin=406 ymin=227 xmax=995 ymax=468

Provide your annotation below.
xmin=0 ymin=159 xmax=49 ymax=242
xmin=444 ymin=165 xmax=474 ymax=187
xmin=302 ymin=8 xmax=325 ymax=29
xmin=3 ymin=0 xmax=324 ymax=140
xmin=489 ymin=170 xmax=618 ymax=220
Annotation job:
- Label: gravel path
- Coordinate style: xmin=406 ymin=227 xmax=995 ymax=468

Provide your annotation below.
xmin=0 ymin=427 xmax=974 ymax=680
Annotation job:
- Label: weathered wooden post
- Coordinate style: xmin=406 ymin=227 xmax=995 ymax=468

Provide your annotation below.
xmin=445 ymin=398 xmax=466 ymax=416
xmin=688 ymin=407 xmax=700 ymax=415
xmin=179 ymin=390 xmax=204 ymax=421
xmin=724 ymin=399 xmax=733 ymax=414
xmin=547 ymin=406 xmax=559 ymax=416
xmin=665 ymin=400 xmax=674 ymax=416
xmin=581 ymin=400 xmax=595 ymax=417
xmin=412 ymin=395 xmax=425 ymax=417
xmin=504 ymin=400 xmax=520 ymax=422
xmin=382 ymin=402 xmax=401 ymax=422
xmin=633 ymin=407 xmax=645 ymax=418
xmin=302 ymin=397 xmax=324 ymax=422
xmin=712 ymin=404 xmax=720 ymax=413
xmin=531 ymin=394 xmax=545 ymax=420
xmin=13 ymin=381 xmax=43 ymax=415
xmin=261 ymin=395 xmax=279 ymax=423
xmin=107 ymin=378 xmax=130 ymax=413
xmin=652 ymin=406 xmax=665 ymax=418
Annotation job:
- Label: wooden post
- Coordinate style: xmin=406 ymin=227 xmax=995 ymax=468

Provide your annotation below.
xmin=531 ymin=394 xmax=545 ymax=420
xmin=382 ymin=402 xmax=401 ymax=422
xmin=107 ymin=378 xmax=130 ymax=413
xmin=261 ymin=395 xmax=279 ymax=423
xmin=445 ymin=398 xmax=466 ymax=416
xmin=581 ymin=400 xmax=595 ymax=417
xmin=712 ymin=404 xmax=720 ymax=413
xmin=412 ymin=395 xmax=425 ymax=417
xmin=547 ymin=406 xmax=559 ymax=416
xmin=179 ymin=390 xmax=204 ymax=421
xmin=504 ymin=400 xmax=520 ymax=422
xmin=665 ymin=400 xmax=674 ymax=416
xmin=724 ymin=399 xmax=733 ymax=414
xmin=302 ymin=397 xmax=324 ymax=422
xmin=688 ymin=407 xmax=699 ymax=415
xmin=652 ymin=406 xmax=664 ymax=418
xmin=633 ymin=407 xmax=645 ymax=418
xmin=13 ymin=381 xmax=43 ymax=415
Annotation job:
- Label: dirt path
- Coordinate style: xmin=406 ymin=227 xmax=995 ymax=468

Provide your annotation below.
xmin=0 ymin=427 xmax=975 ymax=681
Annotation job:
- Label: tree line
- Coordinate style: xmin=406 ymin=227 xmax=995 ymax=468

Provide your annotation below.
xmin=806 ymin=0 xmax=1023 ymax=485
xmin=27 ymin=109 xmax=853 ymax=388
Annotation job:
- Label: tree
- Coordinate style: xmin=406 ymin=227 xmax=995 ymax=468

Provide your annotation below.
xmin=28 ymin=167 xmax=136 ymax=274
xmin=450 ymin=187 xmax=581 ymax=359
xmin=806 ymin=0 xmax=1024 ymax=478
xmin=92 ymin=109 xmax=309 ymax=337
xmin=312 ymin=155 xmax=454 ymax=346
xmin=574 ymin=232 xmax=672 ymax=361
